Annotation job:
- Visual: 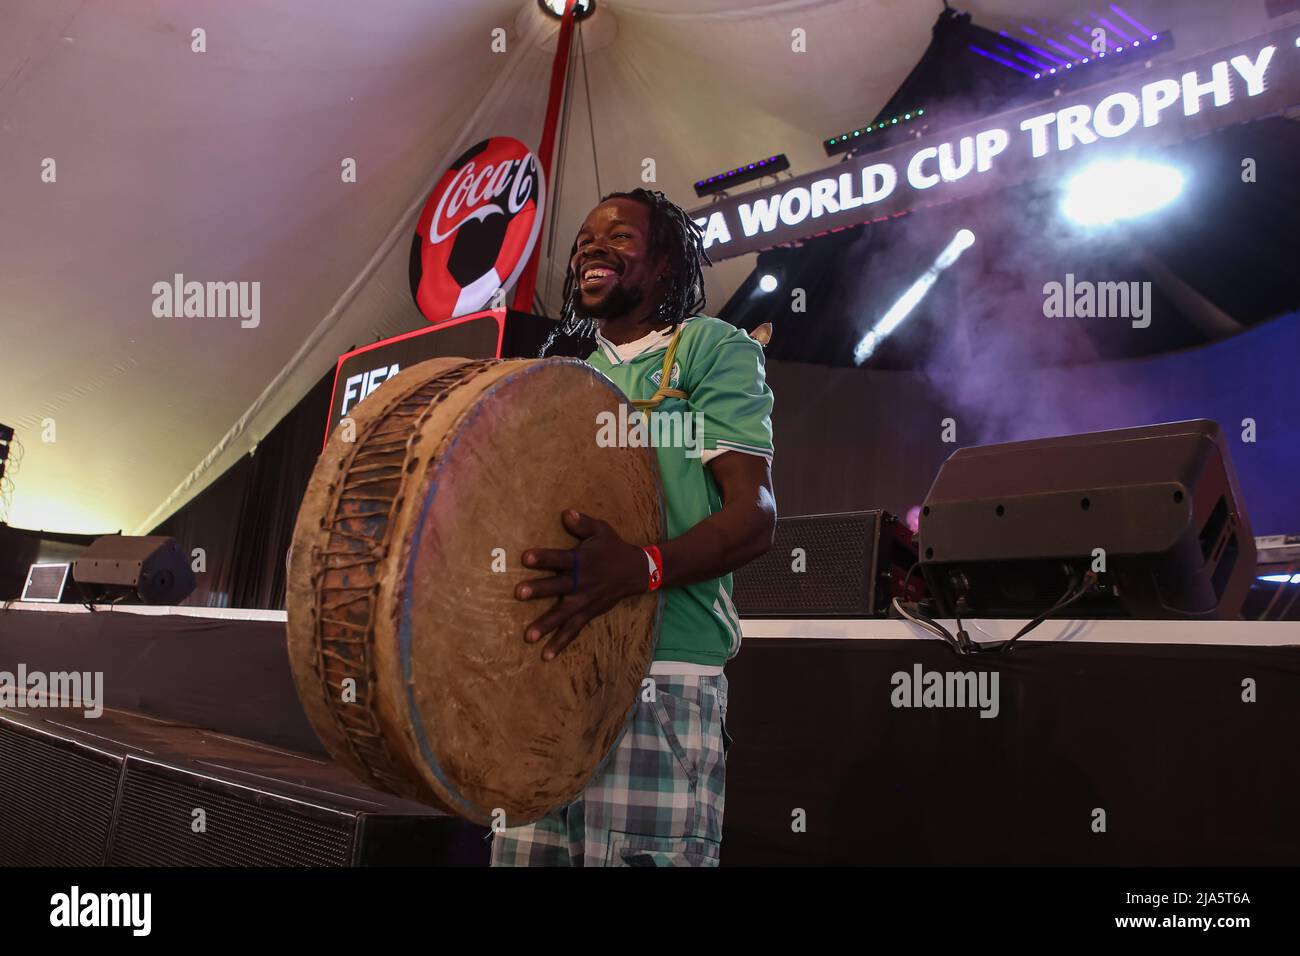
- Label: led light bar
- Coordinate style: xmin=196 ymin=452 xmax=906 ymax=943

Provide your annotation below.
xmin=1032 ymin=31 xmax=1171 ymax=80
xmin=824 ymin=109 xmax=926 ymax=157
xmin=694 ymin=154 xmax=790 ymax=198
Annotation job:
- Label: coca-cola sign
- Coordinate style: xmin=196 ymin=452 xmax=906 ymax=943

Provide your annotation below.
xmin=411 ymin=137 xmax=545 ymax=323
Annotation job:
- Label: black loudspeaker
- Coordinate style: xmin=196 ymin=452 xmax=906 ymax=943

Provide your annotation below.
xmin=0 ymin=711 xmax=120 ymax=865
xmin=919 ymin=419 xmax=1256 ymax=620
xmin=732 ymin=510 xmax=922 ymax=618
xmin=72 ymin=535 xmax=196 ymax=605
xmin=0 ymin=708 xmax=487 ymax=866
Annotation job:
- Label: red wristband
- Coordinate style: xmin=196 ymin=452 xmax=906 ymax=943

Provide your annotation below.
xmin=642 ymin=545 xmax=664 ymax=592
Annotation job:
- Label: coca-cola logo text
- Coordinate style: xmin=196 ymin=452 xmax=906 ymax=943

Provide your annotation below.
xmin=428 ymin=154 xmax=538 ymax=244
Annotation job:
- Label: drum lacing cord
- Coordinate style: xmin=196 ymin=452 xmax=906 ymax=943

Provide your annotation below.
xmin=315 ymin=360 xmax=497 ymax=575
xmin=313 ymin=364 xmax=499 ymax=607
xmin=629 ymin=326 xmax=689 ymax=411
xmin=397 ymin=359 xmax=496 ymax=463
xmin=308 ymin=359 xmax=500 ymax=788
xmin=311 ymin=359 xmax=498 ymax=678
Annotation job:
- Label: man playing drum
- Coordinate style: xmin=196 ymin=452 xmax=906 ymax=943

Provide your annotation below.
xmin=491 ymin=188 xmax=778 ymax=867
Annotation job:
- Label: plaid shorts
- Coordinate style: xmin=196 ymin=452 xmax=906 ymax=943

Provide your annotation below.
xmin=490 ymin=672 xmax=731 ymax=867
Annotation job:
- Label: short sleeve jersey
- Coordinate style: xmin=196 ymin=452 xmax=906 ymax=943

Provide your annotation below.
xmin=586 ymin=314 xmax=774 ymax=666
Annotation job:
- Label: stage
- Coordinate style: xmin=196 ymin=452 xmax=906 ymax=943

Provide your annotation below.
xmin=3 ymin=602 xmax=1297 ymax=865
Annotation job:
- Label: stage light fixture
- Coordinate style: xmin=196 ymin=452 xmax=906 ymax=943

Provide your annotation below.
xmin=0 ymin=424 xmax=13 ymax=509
xmin=694 ymin=154 xmax=790 ymax=198
xmin=942 ymin=229 xmax=976 ymax=264
xmin=824 ymin=109 xmax=926 ymax=157
xmin=1062 ymin=158 xmax=1185 ymax=227
xmin=1030 ymin=31 xmax=1169 ymax=80
xmin=538 ymin=0 xmax=595 ymax=21
xmin=854 ymin=229 xmax=975 ymax=364
xmin=758 ymin=273 xmax=779 ymax=293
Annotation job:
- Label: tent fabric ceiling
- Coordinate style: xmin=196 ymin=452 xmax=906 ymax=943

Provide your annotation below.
xmin=0 ymin=0 xmax=1281 ymax=535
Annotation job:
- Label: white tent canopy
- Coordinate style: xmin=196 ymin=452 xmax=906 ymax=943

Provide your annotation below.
xmin=0 ymin=0 xmax=1267 ymax=534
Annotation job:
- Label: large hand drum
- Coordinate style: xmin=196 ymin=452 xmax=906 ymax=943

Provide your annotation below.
xmin=287 ymin=358 xmax=663 ymax=826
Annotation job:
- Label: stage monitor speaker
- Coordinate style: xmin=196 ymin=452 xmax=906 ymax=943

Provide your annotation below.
xmin=918 ymin=419 xmax=1255 ymax=620
xmin=0 ymin=708 xmax=487 ymax=866
xmin=72 ymin=534 xmax=196 ymax=605
xmin=732 ymin=510 xmax=922 ymax=618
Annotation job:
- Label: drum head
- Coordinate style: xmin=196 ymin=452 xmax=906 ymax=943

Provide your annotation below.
xmin=288 ymin=357 xmax=663 ymax=827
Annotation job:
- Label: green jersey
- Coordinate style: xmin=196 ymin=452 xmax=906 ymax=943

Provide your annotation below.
xmin=587 ymin=314 xmax=775 ymax=667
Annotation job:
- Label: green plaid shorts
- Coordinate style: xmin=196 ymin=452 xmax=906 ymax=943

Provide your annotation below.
xmin=490 ymin=672 xmax=730 ymax=867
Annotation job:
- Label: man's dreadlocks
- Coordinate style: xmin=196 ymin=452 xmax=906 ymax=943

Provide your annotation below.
xmin=540 ymin=188 xmax=711 ymax=357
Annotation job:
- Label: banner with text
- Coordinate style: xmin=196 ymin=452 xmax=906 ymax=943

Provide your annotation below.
xmin=689 ymin=27 xmax=1300 ymax=260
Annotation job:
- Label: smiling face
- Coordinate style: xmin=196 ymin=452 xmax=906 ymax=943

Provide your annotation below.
xmin=570 ymin=197 xmax=668 ymax=324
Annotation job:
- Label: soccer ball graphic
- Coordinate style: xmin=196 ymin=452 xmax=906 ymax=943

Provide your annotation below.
xmin=410 ymin=137 xmax=545 ymax=322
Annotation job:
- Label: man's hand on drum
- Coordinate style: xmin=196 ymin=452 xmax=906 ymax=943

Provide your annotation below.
xmin=517 ymin=509 xmax=647 ymax=661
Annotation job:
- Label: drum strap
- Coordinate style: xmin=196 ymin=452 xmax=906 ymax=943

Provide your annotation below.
xmin=630 ymin=325 xmax=689 ymax=411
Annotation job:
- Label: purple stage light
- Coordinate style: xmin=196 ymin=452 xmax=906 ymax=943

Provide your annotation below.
xmin=1017 ymin=36 xmax=1069 ymax=65
xmin=1014 ymin=50 xmax=1052 ymax=70
xmin=1098 ymin=16 xmax=1133 ymax=42
xmin=970 ymin=44 xmax=1038 ymax=76
xmin=1109 ymin=3 xmax=1154 ymax=36
xmin=1036 ymin=33 xmax=1081 ymax=58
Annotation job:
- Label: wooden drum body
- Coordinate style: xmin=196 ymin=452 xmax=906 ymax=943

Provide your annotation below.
xmin=287 ymin=357 xmax=663 ymax=826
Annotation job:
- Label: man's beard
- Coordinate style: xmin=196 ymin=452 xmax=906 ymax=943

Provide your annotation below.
xmin=574 ymin=281 xmax=644 ymax=322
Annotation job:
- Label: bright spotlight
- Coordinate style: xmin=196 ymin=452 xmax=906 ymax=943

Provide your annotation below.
xmin=538 ymin=0 xmax=595 ymax=20
xmin=758 ymin=273 xmax=779 ymax=293
xmin=854 ymin=229 xmax=975 ymax=365
xmin=936 ymin=229 xmax=975 ymax=268
xmin=1062 ymin=159 xmax=1186 ymax=227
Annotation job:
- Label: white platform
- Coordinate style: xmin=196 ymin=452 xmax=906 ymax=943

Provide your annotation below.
xmin=741 ymin=616 xmax=1300 ymax=647
xmin=5 ymin=601 xmax=1298 ymax=647
xmin=1 ymin=601 xmax=287 ymax=623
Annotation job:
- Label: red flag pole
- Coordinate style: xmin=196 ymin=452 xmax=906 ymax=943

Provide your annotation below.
xmin=511 ymin=0 xmax=579 ymax=313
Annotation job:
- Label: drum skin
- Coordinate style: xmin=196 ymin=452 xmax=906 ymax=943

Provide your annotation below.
xmin=287 ymin=357 xmax=664 ymax=827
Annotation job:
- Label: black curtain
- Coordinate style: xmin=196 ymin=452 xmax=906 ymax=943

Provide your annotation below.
xmin=0 ymin=525 xmax=103 ymax=600
xmin=150 ymin=368 xmax=334 ymax=609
